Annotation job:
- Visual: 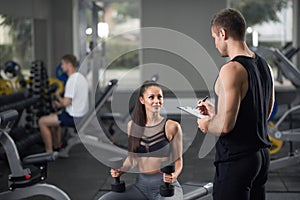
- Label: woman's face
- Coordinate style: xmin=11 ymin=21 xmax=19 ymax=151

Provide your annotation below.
xmin=140 ymin=86 xmax=163 ymax=114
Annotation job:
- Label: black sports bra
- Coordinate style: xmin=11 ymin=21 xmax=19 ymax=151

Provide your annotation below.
xmin=137 ymin=119 xmax=171 ymax=157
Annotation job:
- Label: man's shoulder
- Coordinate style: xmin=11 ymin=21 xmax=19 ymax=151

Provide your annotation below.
xmin=219 ymin=61 xmax=248 ymax=83
xmin=69 ymin=72 xmax=87 ymax=82
xmin=221 ymin=61 xmax=246 ymax=73
xmin=65 ymin=73 xmax=88 ymax=89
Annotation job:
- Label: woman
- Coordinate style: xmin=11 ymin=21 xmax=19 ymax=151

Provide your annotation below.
xmin=100 ymin=80 xmax=183 ymax=200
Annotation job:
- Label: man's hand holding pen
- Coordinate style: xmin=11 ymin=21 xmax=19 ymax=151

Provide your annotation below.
xmin=196 ymin=96 xmax=215 ymax=116
xmin=196 ymin=96 xmax=215 ymax=133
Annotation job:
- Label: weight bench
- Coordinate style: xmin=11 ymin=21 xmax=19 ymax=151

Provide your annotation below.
xmin=58 ymin=79 xmax=127 ymax=158
xmin=182 ymin=182 xmax=213 ymax=199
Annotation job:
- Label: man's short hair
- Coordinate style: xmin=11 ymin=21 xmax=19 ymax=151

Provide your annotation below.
xmin=211 ymin=8 xmax=246 ymax=41
xmin=61 ymin=54 xmax=77 ymax=68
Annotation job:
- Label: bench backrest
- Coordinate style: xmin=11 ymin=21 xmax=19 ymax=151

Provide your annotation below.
xmin=76 ymin=79 xmax=118 ymax=131
xmin=274 ymin=48 xmax=300 ymax=88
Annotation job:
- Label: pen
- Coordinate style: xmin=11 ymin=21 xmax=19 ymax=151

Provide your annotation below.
xmin=195 ymin=96 xmax=208 ymax=109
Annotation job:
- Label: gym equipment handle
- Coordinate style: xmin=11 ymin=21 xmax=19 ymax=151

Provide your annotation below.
xmin=0 ymin=110 xmax=18 ymax=129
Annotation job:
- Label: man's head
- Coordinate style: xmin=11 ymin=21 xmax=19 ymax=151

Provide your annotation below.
xmin=61 ymin=54 xmax=77 ymax=74
xmin=211 ymin=8 xmax=246 ymax=41
xmin=211 ymin=8 xmax=246 ymax=57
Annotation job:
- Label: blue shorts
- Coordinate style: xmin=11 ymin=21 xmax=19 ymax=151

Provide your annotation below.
xmin=58 ymin=110 xmax=75 ymax=126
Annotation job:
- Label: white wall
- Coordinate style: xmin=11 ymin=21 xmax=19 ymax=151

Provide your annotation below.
xmin=140 ymin=0 xmax=226 ymax=92
xmin=0 ymin=0 xmax=50 ymax=19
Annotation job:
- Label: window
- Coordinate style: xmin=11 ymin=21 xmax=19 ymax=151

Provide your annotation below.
xmin=98 ymin=0 xmax=141 ymax=89
xmin=0 ymin=15 xmax=33 ymax=71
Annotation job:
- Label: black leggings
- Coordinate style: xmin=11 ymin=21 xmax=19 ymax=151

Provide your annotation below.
xmin=213 ymin=148 xmax=270 ymax=200
xmin=99 ymin=173 xmax=183 ymax=200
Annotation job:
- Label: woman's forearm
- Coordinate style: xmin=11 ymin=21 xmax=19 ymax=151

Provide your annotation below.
xmin=173 ymin=157 xmax=183 ymax=180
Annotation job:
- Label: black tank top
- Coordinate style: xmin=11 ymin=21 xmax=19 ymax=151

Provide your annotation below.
xmin=215 ymin=54 xmax=272 ymax=163
xmin=137 ymin=119 xmax=171 ymax=157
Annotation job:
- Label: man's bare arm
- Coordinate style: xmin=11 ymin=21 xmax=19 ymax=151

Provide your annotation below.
xmin=201 ymin=62 xmax=247 ymax=136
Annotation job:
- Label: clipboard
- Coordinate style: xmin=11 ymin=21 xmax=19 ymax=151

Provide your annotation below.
xmin=177 ymin=106 xmax=207 ymax=119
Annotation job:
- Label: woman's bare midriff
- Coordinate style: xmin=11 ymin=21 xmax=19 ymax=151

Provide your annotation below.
xmin=137 ymin=157 xmax=169 ymax=174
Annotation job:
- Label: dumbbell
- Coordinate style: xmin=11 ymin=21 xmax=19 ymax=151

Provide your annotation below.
xmin=109 ymin=157 xmax=125 ymax=193
xmin=160 ymin=165 xmax=175 ymax=197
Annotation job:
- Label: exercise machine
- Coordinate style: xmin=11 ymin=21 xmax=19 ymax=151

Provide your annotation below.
xmin=0 ymin=110 xmax=70 ymax=200
xmin=268 ymin=48 xmax=300 ymax=171
xmin=58 ymin=79 xmax=127 ymax=158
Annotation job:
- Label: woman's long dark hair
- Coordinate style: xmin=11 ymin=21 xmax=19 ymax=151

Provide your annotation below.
xmin=128 ymin=80 xmax=162 ymax=153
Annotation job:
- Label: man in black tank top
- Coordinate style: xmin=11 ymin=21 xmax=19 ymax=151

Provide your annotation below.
xmin=197 ymin=8 xmax=275 ymax=200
